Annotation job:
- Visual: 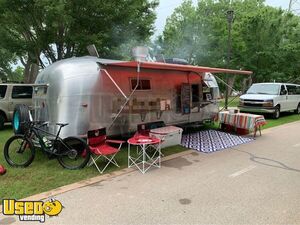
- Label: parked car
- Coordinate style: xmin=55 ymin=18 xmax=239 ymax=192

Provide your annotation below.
xmin=0 ymin=83 xmax=33 ymax=129
xmin=238 ymin=83 xmax=300 ymax=119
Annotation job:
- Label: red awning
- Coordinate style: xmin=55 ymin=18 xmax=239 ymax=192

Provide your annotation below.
xmin=101 ymin=61 xmax=252 ymax=75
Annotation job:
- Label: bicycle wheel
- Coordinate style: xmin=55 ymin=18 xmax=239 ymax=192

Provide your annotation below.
xmin=57 ymin=137 xmax=90 ymax=170
xmin=4 ymin=135 xmax=35 ymax=167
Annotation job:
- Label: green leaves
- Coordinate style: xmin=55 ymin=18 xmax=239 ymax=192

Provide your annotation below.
xmin=159 ymin=0 xmax=300 ymax=86
xmin=0 ymin=0 xmax=158 ymax=82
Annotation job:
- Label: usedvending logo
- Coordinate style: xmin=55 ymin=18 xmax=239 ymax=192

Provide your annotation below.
xmin=2 ymin=198 xmax=63 ymax=223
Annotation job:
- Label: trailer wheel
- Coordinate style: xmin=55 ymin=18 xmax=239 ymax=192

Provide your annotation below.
xmin=13 ymin=104 xmax=31 ymax=134
xmin=272 ymin=106 xmax=280 ymax=119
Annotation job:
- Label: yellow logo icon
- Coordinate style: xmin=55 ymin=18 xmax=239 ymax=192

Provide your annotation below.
xmin=42 ymin=199 xmax=63 ymax=216
xmin=2 ymin=198 xmax=63 ymax=223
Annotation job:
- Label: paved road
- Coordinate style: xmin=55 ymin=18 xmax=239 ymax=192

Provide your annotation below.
xmin=4 ymin=122 xmax=300 ymax=225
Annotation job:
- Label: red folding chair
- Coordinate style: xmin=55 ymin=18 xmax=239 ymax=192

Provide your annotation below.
xmin=87 ymin=128 xmax=125 ymax=173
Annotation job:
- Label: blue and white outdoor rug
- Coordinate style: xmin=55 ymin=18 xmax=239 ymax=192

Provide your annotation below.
xmin=181 ymin=130 xmax=253 ymax=153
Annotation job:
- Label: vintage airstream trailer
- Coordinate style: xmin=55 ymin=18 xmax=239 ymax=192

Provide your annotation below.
xmin=33 ymin=56 xmax=251 ymax=137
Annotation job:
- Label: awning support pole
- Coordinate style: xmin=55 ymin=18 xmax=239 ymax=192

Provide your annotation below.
xmin=224 ymin=76 xmax=229 ymax=109
xmin=214 ymin=75 xmax=239 ymax=94
xmin=214 ymin=75 xmax=240 ymax=112
xmin=101 ymin=69 xmax=129 ymax=100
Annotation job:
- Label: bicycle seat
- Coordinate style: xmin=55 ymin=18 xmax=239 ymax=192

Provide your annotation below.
xmin=56 ymin=123 xmax=69 ymax=127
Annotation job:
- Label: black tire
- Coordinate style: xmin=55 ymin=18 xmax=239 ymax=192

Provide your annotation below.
xmin=294 ymin=104 xmax=300 ymax=114
xmin=273 ymin=106 xmax=280 ymax=119
xmin=13 ymin=104 xmax=31 ymax=135
xmin=57 ymin=137 xmax=90 ymax=170
xmin=0 ymin=113 xmax=5 ymax=130
xmin=4 ymin=135 xmax=35 ymax=167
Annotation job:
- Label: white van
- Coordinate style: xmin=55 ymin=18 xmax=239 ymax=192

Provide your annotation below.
xmin=0 ymin=84 xmax=33 ymax=129
xmin=238 ymin=83 xmax=300 ymax=119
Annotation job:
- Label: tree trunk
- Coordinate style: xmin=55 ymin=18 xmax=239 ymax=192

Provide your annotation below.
xmin=241 ymin=78 xmax=247 ymax=94
xmin=227 ymin=76 xmax=235 ymax=96
xmin=24 ymin=61 xmax=39 ymax=84
xmin=22 ymin=51 xmax=41 ymax=84
xmin=242 ymin=77 xmax=253 ymax=93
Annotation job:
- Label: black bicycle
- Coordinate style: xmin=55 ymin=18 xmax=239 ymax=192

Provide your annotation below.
xmin=4 ymin=121 xmax=90 ymax=169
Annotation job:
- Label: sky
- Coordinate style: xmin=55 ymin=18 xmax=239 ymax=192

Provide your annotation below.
xmin=10 ymin=0 xmax=294 ymax=70
xmin=154 ymin=0 xmax=290 ymax=37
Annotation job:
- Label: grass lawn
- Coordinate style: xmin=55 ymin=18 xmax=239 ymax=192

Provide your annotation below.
xmin=0 ymin=126 xmax=186 ymax=201
xmin=262 ymin=112 xmax=300 ymax=129
xmin=1 ymin=111 xmax=300 ymax=200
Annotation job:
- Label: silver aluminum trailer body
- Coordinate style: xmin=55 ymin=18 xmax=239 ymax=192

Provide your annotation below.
xmin=33 ymin=56 xmax=221 ymax=137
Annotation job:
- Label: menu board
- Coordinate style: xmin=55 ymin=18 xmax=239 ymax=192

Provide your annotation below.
xmin=181 ymin=83 xmax=191 ymax=114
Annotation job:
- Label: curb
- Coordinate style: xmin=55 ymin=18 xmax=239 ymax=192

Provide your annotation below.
xmin=0 ymin=150 xmax=193 ymax=212
xmin=260 ymin=120 xmax=300 ymax=135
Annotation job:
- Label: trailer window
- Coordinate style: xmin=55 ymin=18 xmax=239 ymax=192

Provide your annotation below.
xmin=34 ymin=86 xmax=48 ymax=96
xmin=131 ymin=79 xmax=151 ymax=90
xmin=0 ymin=85 xmax=7 ymax=99
xmin=12 ymin=86 xmax=33 ymax=99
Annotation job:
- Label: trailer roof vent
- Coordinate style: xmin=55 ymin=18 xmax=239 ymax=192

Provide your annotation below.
xmin=132 ymin=46 xmax=149 ymax=62
xmin=164 ymin=58 xmax=189 ymax=65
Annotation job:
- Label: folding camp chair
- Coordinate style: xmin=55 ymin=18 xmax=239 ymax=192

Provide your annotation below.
xmin=87 ymin=128 xmax=125 ymax=173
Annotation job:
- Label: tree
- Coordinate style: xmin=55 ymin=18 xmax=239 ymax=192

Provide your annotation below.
xmin=0 ymin=49 xmax=13 ymax=81
xmin=0 ymin=0 xmax=158 ymax=83
xmin=158 ymin=0 xmax=300 ymax=91
xmin=0 ymin=46 xmax=21 ymax=82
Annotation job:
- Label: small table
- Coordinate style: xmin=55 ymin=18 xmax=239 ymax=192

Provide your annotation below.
xmin=218 ymin=111 xmax=267 ymax=137
xmin=128 ymin=137 xmax=161 ymax=174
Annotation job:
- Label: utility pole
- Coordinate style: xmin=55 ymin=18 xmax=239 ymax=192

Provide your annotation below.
xmin=289 ymin=0 xmax=300 ymax=14
xmin=224 ymin=9 xmax=234 ymax=110
xmin=289 ymin=0 xmax=293 ymax=11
